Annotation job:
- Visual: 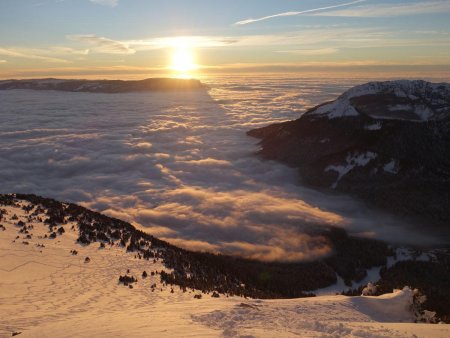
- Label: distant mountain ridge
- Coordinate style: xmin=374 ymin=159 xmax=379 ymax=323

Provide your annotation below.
xmin=248 ymin=80 xmax=450 ymax=229
xmin=308 ymin=80 xmax=450 ymax=121
xmin=0 ymin=78 xmax=204 ymax=93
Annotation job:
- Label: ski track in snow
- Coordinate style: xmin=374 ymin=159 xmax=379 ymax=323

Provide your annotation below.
xmin=1 ymin=200 xmax=449 ymax=337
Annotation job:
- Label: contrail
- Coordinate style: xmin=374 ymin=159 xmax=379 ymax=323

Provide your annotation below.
xmin=234 ymin=0 xmax=366 ymax=25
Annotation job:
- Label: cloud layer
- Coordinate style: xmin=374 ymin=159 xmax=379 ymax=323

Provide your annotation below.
xmin=0 ymin=77 xmax=439 ymax=261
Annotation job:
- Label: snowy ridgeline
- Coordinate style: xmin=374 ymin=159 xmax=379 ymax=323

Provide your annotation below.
xmin=309 ymin=80 xmax=450 ymax=121
xmin=1 ymin=196 xmax=449 ymax=337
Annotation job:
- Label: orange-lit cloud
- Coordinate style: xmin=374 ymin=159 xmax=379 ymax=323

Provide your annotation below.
xmin=276 ymin=48 xmax=339 ymax=56
xmin=68 ymin=35 xmax=135 ymax=54
xmin=0 ymin=47 xmax=69 ymax=63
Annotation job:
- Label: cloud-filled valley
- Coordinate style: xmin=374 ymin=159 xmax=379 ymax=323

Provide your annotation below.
xmin=0 ymin=76 xmax=440 ymax=261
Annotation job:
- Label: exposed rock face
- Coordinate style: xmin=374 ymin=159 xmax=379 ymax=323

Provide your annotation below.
xmin=0 ymin=78 xmax=204 ymax=93
xmin=248 ymin=80 xmax=450 ymax=230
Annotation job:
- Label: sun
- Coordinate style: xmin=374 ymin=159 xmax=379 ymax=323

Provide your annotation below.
xmin=170 ymin=44 xmax=197 ymax=76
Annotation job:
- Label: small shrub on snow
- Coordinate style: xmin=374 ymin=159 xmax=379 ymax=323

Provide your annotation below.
xmin=118 ymin=275 xmax=137 ymax=286
xmin=411 ymin=288 xmax=437 ymax=323
xmin=361 ymin=282 xmax=377 ymax=296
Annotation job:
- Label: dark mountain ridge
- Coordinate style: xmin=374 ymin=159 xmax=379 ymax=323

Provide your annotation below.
xmin=248 ymin=80 xmax=450 ymax=233
xmin=0 ymin=77 xmax=204 ymax=93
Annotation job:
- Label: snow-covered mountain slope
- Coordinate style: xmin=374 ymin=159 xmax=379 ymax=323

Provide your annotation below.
xmin=1 ymin=197 xmax=448 ymax=337
xmin=2 ymin=194 xmax=406 ymax=300
xmin=308 ymin=80 xmax=450 ymax=121
xmin=0 ymin=78 xmax=204 ymax=93
xmin=248 ymin=80 xmax=450 ymax=229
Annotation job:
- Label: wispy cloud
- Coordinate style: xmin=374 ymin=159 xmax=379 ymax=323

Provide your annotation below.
xmin=0 ymin=47 xmax=69 ymax=63
xmin=51 ymin=47 xmax=89 ymax=55
xmin=126 ymin=36 xmax=238 ymax=51
xmin=68 ymin=35 xmax=135 ymax=54
xmin=230 ymin=27 xmax=450 ymax=50
xmin=228 ymin=28 xmax=386 ymax=48
xmin=67 ymin=35 xmax=238 ymax=54
xmin=89 ymin=0 xmax=118 ymax=7
xmin=72 ymin=29 xmax=386 ymax=54
xmin=68 ymin=34 xmax=231 ymax=55
xmin=315 ymin=0 xmax=450 ymax=17
xmin=0 ymin=65 xmax=169 ymax=79
xmin=276 ymin=48 xmax=339 ymax=56
xmin=234 ymin=0 xmax=366 ymax=25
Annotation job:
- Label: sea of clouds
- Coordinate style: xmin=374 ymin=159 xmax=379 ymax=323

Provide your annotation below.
xmin=0 ymin=75 xmax=440 ymax=261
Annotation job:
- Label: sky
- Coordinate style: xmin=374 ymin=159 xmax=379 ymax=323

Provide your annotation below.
xmin=0 ymin=0 xmax=449 ymax=78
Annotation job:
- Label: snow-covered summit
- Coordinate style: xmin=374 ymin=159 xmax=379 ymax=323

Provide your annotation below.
xmin=309 ymin=80 xmax=450 ymax=121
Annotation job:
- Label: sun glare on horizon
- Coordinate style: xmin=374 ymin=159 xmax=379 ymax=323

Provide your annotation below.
xmin=170 ymin=40 xmax=198 ymax=77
